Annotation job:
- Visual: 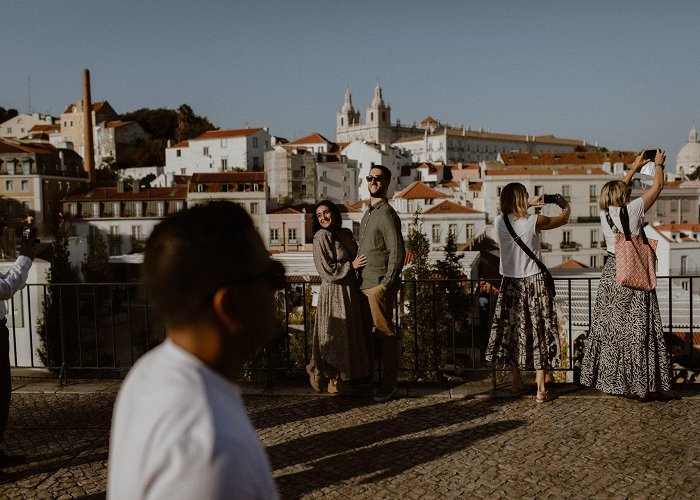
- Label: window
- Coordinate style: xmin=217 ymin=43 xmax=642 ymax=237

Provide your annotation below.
xmin=671 ymin=200 xmax=677 ymax=212
xmin=221 ymin=139 xmax=227 ymax=148
xmin=132 ymin=225 xmax=143 ymax=241
xmin=432 ymin=224 xmax=440 ymax=243
xmin=681 ymin=255 xmax=688 ymax=274
xmin=270 ymin=228 xmax=279 ymax=243
xmin=562 ymin=185 xmax=571 ymax=200
xmin=250 ymin=202 xmax=259 ymax=214
xmin=113 ymin=202 xmax=120 ymax=217
xmin=70 ymin=203 xmax=78 ymax=216
xmin=590 ymin=255 xmax=598 ymax=267
xmin=496 ymin=186 xmax=504 ymax=197
xmin=156 ymin=202 xmax=165 ymax=217
xmin=22 ymin=161 xmax=30 ymax=175
xmin=253 ymin=157 xmax=259 ymax=169
xmin=21 ymin=180 xmax=29 ymax=192
xmin=176 ymin=150 xmax=181 ymax=157
xmin=590 ymin=229 xmax=598 ymax=247
xmin=589 ymin=184 xmax=597 ymax=202
xmin=589 ymin=205 xmax=597 ymax=217
xmin=253 ymin=138 xmax=258 ymax=148
xmin=109 ymin=226 xmax=119 ymax=236
xmin=682 ymin=199 xmax=690 ymax=212
xmin=92 ymin=202 xmax=100 ymax=218
xmin=449 ymin=224 xmax=457 ymax=237
xmin=5 ymin=181 xmax=12 ymax=191
xmin=466 ymin=224 xmax=474 ymax=242
xmin=562 ymin=230 xmax=571 ymax=243
xmin=196 ymin=184 xmax=205 ymax=192
xmin=288 ymin=228 xmax=297 ymax=243
xmin=301 ymin=185 xmax=307 ymax=197
xmin=221 ymin=158 xmax=228 ymax=170
xmin=657 ymin=201 xmax=665 ymax=216
xmin=300 ymin=166 xmax=306 ymax=177
xmin=203 ymin=146 xmax=209 ymax=156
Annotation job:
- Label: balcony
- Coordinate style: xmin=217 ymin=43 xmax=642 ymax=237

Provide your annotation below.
xmin=559 ymin=241 xmax=579 ymax=251
xmin=8 ymin=276 xmax=699 ymax=385
xmin=575 ymin=216 xmax=600 ymax=223
xmin=540 ymin=242 xmax=552 ymax=252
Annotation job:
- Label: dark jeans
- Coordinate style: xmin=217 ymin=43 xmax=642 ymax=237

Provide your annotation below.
xmin=0 ymin=320 xmax=10 ymax=444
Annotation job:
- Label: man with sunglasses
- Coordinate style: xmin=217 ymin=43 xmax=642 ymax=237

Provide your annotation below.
xmin=358 ymin=165 xmax=405 ymax=402
xmin=108 ymin=202 xmax=281 ymax=499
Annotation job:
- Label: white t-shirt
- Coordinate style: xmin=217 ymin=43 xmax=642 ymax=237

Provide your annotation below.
xmin=108 ymin=339 xmax=279 ymax=500
xmin=495 ymin=214 xmax=542 ymax=278
xmin=600 ymin=197 xmax=645 ymax=255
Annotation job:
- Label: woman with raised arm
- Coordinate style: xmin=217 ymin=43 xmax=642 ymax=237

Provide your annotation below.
xmin=580 ymin=150 xmax=671 ymax=400
xmin=306 ymin=200 xmax=371 ymax=395
xmin=486 ymin=182 xmax=570 ymax=403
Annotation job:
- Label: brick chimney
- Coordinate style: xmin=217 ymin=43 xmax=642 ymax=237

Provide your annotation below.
xmin=83 ymin=69 xmax=96 ymax=185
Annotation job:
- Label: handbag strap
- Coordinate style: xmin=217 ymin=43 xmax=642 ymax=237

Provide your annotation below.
xmin=607 ymin=206 xmax=657 ymax=260
xmin=502 ymin=214 xmax=550 ymax=277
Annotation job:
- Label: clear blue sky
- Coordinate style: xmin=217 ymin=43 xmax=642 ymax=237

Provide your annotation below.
xmin=2 ymin=0 xmax=698 ymax=170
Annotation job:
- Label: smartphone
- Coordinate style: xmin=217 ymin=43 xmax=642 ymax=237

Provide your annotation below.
xmin=543 ymin=194 xmax=558 ymax=204
xmin=642 ymin=149 xmax=657 ymax=160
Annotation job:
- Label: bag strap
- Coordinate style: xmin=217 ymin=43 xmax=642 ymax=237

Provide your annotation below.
xmin=611 ymin=206 xmax=657 ymax=261
xmin=502 ymin=214 xmax=551 ymax=277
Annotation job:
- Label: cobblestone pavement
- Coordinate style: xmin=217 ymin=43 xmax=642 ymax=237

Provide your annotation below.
xmin=1 ymin=380 xmax=699 ymax=499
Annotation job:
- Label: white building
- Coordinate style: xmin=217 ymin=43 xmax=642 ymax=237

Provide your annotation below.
xmin=676 ymin=127 xmax=700 ymax=178
xmin=340 ymin=140 xmax=412 ymax=195
xmin=481 ymin=165 xmax=615 ymax=269
xmin=164 ymin=127 xmax=272 ymax=175
xmin=645 ymin=223 xmax=700 ymax=279
xmin=0 ymin=113 xmax=57 ymax=139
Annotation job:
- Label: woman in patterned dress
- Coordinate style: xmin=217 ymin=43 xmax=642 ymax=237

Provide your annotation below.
xmin=306 ymin=200 xmax=371 ymax=395
xmin=580 ymin=150 xmax=671 ymax=400
xmin=486 ymin=183 xmax=570 ymax=403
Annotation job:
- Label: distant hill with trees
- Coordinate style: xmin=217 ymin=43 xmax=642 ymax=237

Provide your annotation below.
xmin=116 ymin=104 xmax=216 ymax=168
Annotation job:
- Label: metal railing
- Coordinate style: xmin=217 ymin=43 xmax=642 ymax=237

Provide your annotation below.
xmin=7 ymin=276 xmax=700 ymax=385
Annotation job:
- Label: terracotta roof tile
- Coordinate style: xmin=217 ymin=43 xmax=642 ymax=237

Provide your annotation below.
xmin=394 ymin=181 xmax=449 ymax=200
xmin=423 ymin=200 xmax=482 ymax=214
xmin=486 ymin=168 xmax=609 ymax=176
xmin=193 ymin=128 xmax=263 ymax=140
xmin=190 ymin=172 xmax=265 ymax=183
xmin=288 ymin=132 xmax=333 ymax=145
xmin=499 ymin=151 xmax=636 ymax=166
xmin=654 ymin=223 xmax=700 ymax=232
xmin=552 ymin=259 xmax=590 ymax=269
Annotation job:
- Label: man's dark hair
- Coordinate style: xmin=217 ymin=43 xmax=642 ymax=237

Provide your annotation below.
xmin=143 ymin=201 xmax=261 ymax=328
xmin=371 ymin=164 xmax=392 ymax=183
xmin=312 ymin=200 xmax=342 ymax=234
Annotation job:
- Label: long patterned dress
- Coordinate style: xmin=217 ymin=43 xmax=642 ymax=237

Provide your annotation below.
xmin=308 ymin=228 xmax=371 ymax=381
xmin=580 ymin=256 xmax=671 ymax=397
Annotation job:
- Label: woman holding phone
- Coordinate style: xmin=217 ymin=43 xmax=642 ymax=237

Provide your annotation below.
xmin=580 ymin=150 xmax=671 ymax=400
xmin=486 ymin=182 xmax=570 ymax=403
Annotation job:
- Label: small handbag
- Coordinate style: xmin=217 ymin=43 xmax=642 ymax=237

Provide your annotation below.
xmin=606 ymin=206 xmax=657 ymax=292
xmin=502 ymin=214 xmax=556 ymax=296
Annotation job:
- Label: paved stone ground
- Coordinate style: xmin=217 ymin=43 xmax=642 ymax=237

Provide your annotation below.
xmin=1 ymin=380 xmax=699 ymax=499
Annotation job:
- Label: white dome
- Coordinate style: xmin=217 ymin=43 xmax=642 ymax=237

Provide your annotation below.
xmin=676 ymin=127 xmax=700 ymax=176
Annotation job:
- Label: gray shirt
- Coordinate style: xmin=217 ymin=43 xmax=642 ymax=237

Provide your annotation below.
xmin=357 ymin=199 xmax=405 ymax=290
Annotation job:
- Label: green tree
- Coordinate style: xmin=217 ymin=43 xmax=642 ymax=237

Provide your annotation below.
xmin=82 ymin=230 xmax=111 ymax=283
xmin=0 ymin=106 xmax=18 ymax=123
xmin=433 ymin=231 xmax=468 ymax=319
xmin=37 ymin=217 xmax=81 ymax=370
xmin=175 ymin=104 xmax=216 ymax=142
xmin=400 ymin=211 xmax=451 ymax=381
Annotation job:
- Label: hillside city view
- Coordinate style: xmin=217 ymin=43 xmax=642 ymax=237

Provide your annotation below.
xmin=0 ymin=69 xmax=700 ymax=498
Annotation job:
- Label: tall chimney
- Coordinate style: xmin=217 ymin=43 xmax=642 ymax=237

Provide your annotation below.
xmin=83 ymin=69 xmax=96 ymax=185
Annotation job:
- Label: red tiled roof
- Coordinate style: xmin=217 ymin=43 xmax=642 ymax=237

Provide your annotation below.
xmin=106 ymin=120 xmax=133 ymax=128
xmin=270 ymin=207 xmax=303 ymax=215
xmin=29 ymin=124 xmax=59 ymax=133
xmin=190 ymin=172 xmax=264 ymax=183
xmin=552 ymin=259 xmax=590 ymax=269
xmin=654 ymin=224 xmax=700 ymax=232
xmin=424 ymin=200 xmax=482 ymax=214
xmin=171 ymin=141 xmax=189 ymax=149
xmin=193 ymin=128 xmax=263 ymax=140
xmin=288 ymin=132 xmax=333 ymax=145
xmin=486 ymin=168 xmax=609 ymax=176
xmin=0 ymin=138 xmax=57 ymax=155
xmin=420 ymin=116 xmax=439 ymax=126
xmin=499 ymin=151 xmax=636 ymax=166
xmin=64 ymin=185 xmax=188 ymax=202
xmin=394 ymin=181 xmax=449 ymax=200
xmin=468 ymin=182 xmax=482 ymax=191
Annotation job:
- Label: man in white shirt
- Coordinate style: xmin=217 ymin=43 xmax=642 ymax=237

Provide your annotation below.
xmin=108 ymin=202 xmax=282 ymax=499
xmin=0 ymin=218 xmax=38 ymax=469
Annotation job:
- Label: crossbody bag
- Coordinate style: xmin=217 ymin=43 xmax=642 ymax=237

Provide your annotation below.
xmin=502 ymin=214 xmax=556 ymax=297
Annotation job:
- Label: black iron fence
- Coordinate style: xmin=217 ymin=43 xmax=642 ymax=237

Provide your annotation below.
xmin=8 ymin=276 xmax=700 ymax=385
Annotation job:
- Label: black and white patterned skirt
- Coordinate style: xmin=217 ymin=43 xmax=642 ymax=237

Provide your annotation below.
xmin=486 ymin=272 xmax=561 ymax=370
xmin=580 ymin=256 xmax=671 ymax=397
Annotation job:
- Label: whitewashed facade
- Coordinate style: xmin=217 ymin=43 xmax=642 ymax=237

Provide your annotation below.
xmin=164 ymin=127 xmax=272 ymax=175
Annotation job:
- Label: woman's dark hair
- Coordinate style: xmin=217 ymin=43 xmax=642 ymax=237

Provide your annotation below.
xmin=312 ymin=200 xmax=342 ymax=233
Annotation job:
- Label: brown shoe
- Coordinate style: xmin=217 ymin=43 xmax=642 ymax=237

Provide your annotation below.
xmin=328 ymin=378 xmax=353 ymax=396
xmin=536 ymin=388 xmax=559 ymax=403
xmin=306 ymin=365 xmax=324 ymax=393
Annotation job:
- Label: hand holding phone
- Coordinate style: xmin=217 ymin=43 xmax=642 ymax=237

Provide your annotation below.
xmin=543 ymin=194 xmax=559 ymax=204
xmin=642 ymin=149 xmax=657 ymax=160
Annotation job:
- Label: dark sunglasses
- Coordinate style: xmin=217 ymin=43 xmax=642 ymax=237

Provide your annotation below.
xmin=366 ymin=175 xmax=384 ymax=183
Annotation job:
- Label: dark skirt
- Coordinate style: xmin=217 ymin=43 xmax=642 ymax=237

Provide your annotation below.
xmin=486 ymin=273 xmax=561 ymax=370
xmin=580 ymin=256 xmax=671 ymax=397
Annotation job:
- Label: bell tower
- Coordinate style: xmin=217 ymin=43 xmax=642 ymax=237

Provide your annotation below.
xmin=366 ymin=83 xmax=391 ymax=143
xmin=336 ymin=89 xmax=360 ymax=142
